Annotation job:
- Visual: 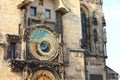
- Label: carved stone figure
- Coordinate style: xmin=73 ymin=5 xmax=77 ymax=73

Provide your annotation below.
xmin=94 ymin=29 xmax=98 ymax=43
xmin=38 ymin=12 xmax=46 ymax=24
xmin=95 ymin=42 xmax=100 ymax=53
xmin=103 ymin=28 xmax=107 ymax=43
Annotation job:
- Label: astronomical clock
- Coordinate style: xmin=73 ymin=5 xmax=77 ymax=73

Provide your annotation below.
xmin=8 ymin=0 xmax=68 ymax=79
xmin=28 ymin=28 xmax=59 ymax=61
xmin=25 ymin=27 xmax=61 ymax=80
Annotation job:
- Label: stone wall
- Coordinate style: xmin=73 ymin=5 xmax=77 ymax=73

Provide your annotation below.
xmin=0 ymin=0 xmax=85 ymax=79
xmin=62 ymin=0 xmax=85 ymax=80
xmin=0 ymin=0 xmax=22 ymax=79
xmin=0 ymin=0 xmax=108 ymax=80
xmin=63 ymin=0 xmax=82 ymax=49
xmin=0 ymin=0 xmax=22 ymax=36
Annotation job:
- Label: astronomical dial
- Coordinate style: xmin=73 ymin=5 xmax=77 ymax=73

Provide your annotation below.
xmin=29 ymin=28 xmax=59 ymax=61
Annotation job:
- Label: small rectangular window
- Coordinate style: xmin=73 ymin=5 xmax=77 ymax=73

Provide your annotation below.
xmin=30 ymin=7 xmax=37 ymax=16
xmin=45 ymin=9 xmax=51 ymax=19
xmin=7 ymin=43 xmax=16 ymax=59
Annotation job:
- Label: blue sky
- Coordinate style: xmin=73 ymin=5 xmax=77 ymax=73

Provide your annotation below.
xmin=103 ymin=0 xmax=120 ymax=75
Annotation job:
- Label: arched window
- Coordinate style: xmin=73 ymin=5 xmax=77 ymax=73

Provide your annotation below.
xmin=81 ymin=8 xmax=87 ymax=48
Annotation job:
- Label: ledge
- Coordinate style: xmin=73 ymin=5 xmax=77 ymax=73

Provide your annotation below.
xmin=6 ymin=34 xmax=21 ymax=42
xmin=9 ymin=59 xmax=63 ymax=71
xmin=53 ymin=0 xmax=69 ymax=15
xmin=85 ymin=53 xmax=108 ymax=59
xmin=69 ymin=48 xmax=85 ymax=52
xmin=17 ymin=0 xmax=34 ymax=9
xmin=28 ymin=18 xmax=55 ymax=27
xmin=55 ymin=7 xmax=69 ymax=15
xmin=18 ymin=0 xmax=69 ymax=14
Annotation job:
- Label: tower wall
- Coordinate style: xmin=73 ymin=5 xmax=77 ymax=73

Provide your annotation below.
xmin=0 ymin=0 xmax=110 ymax=80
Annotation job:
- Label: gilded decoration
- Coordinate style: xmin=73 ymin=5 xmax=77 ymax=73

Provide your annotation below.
xmin=32 ymin=70 xmax=55 ymax=80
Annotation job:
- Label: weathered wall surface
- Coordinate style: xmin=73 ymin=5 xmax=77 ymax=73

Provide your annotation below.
xmin=63 ymin=0 xmax=82 ymax=49
xmin=80 ymin=1 xmax=107 ymax=80
xmin=106 ymin=67 xmax=118 ymax=80
xmin=0 ymin=0 xmax=85 ymax=79
xmin=86 ymin=57 xmax=106 ymax=80
xmin=62 ymin=0 xmax=85 ymax=80
xmin=65 ymin=51 xmax=85 ymax=80
xmin=0 ymin=0 xmax=109 ymax=80
xmin=0 ymin=0 xmax=22 ymax=36
xmin=0 ymin=0 xmax=22 ymax=79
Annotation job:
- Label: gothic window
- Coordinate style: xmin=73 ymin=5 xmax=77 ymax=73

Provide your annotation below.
xmin=30 ymin=7 xmax=37 ymax=16
xmin=81 ymin=8 xmax=87 ymax=44
xmin=39 ymin=0 xmax=43 ymax=6
xmin=45 ymin=9 xmax=51 ymax=19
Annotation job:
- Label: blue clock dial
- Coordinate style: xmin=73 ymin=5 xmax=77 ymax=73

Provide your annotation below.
xmin=40 ymin=41 xmax=50 ymax=53
xmin=29 ymin=28 xmax=58 ymax=60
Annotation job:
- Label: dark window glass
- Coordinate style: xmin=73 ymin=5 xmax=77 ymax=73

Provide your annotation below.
xmin=7 ymin=43 xmax=16 ymax=59
xmin=45 ymin=9 xmax=51 ymax=19
xmin=30 ymin=7 xmax=37 ymax=16
xmin=81 ymin=8 xmax=87 ymax=43
xmin=90 ymin=74 xmax=103 ymax=80
xmin=10 ymin=43 xmax=16 ymax=59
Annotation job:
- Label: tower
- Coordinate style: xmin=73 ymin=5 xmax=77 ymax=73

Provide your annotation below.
xmin=0 ymin=0 xmax=109 ymax=80
xmin=80 ymin=0 xmax=107 ymax=80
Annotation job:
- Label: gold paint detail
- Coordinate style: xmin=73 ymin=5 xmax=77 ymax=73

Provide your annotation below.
xmin=32 ymin=70 xmax=55 ymax=80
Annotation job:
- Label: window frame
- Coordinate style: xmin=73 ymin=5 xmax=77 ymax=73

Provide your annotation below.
xmin=30 ymin=6 xmax=37 ymax=16
xmin=45 ymin=9 xmax=51 ymax=19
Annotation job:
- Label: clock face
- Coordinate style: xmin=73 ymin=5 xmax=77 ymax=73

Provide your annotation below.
xmin=29 ymin=28 xmax=58 ymax=60
xmin=32 ymin=70 xmax=55 ymax=80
